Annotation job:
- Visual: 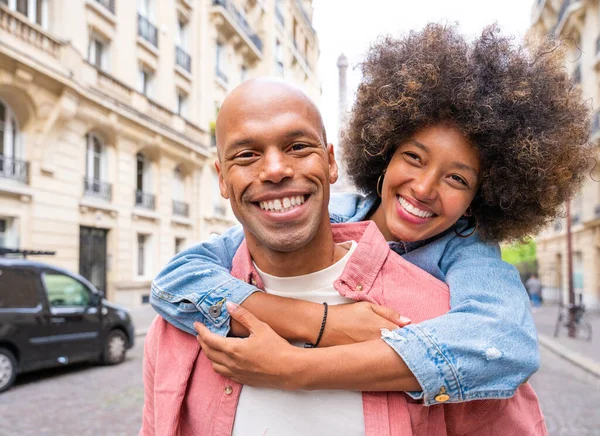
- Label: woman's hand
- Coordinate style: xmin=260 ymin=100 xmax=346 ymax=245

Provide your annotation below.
xmin=318 ymin=302 xmax=411 ymax=347
xmin=195 ymin=301 xmax=303 ymax=389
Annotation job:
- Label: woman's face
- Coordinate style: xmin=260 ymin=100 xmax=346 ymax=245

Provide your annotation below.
xmin=371 ymin=124 xmax=480 ymax=243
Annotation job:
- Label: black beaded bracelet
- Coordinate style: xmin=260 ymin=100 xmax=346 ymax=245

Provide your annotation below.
xmin=305 ymin=302 xmax=328 ymax=348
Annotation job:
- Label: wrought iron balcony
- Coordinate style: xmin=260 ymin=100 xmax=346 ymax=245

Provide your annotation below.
xmin=212 ymin=0 xmax=263 ymax=53
xmin=175 ymin=46 xmax=191 ymax=73
xmin=137 ymin=13 xmax=158 ymax=47
xmin=596 ymin=35 xmax=600 ymax=56
xmin=83 ymin=177 xmax=112 ymax=201
xmin=0 ymin=155 xmax=29 ymax=183
xmin=94 ymin=0 xmax=115 ymax=14
xmin=135 ymin=190 xmax=156 ymax=210
xmin=214 ymin=204 xmax=227 ymax=217
xmin=173 ymin=200 xmax=190 ymax=217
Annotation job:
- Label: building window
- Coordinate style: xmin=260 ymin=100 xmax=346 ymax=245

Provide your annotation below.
xmin=240 ymin=65 xmax=248 ymax=83
xmin=175 ymin=237 xmax=185 ymax=254
xmin=216 ymin=41 xmax=228 ymax=83
xmin=0 ymin=217 xmax=19 ymax=248
xmin=176 ymin=91 xmax=188 ymax=117
xmin=85 ymin=133 xmax=105 ymax=181
xmin=573 ymin=252 xmax=584 ymax=292
xmin=4 ymin=0 xmax=47 ymax=28
xmin=94 ymin=0 xmax=115 ymax=14
xmin=0 ymin=99 xmax=27 ymax=183
xmin=137 ymin=66 xmax=154 ymax=97
xmin=141 ymin=294 xmax=150 ymax=304
xmin=135 ymin=152 xmax=155 ymax=209
xmin=275 ymin=0 xmax=284 ymax=26
xmin=275 ymin=39 xmax=284 ymax=76
xmin=137 ymin=233 xmax=149 ymax=276
xmin=0 ymin=217 xmax=18 ymax=248
xmin=88 ymin=35 xmax=108 ymax=71
xmin=212 ymin=171 xmax=226 ymax=216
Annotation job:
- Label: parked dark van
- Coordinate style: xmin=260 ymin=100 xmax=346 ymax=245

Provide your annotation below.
xmin=0 ymin=251 xmax=135 ymax=392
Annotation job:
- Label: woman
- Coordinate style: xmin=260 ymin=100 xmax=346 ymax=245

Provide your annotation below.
xmin=151 ymin=24 xmax=592 ymax=405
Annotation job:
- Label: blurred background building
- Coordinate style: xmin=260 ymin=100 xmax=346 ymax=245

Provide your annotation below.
xmin=530 ymin=0 xmax=600 ymax=309
xmin=0 ymin=0 xmax=320 ymax=307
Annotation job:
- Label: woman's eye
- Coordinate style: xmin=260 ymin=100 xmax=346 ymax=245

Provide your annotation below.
xmin=404 ymin=152 xmax=420 ymax=162
xmin=450 ymin=174 xmax=468 ymax=186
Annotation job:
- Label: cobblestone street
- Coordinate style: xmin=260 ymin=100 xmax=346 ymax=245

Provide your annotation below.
xmin=530 ymin=347 xmax=600 ymax=436
xmin=1 ymin=330 xmax=599 ymax=435
xmin=0 ymin=339 xmax=145 ymax=436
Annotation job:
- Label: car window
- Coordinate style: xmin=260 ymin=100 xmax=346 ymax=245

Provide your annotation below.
xmin=43 ymin=273 xmax=90 ymax=308
xmin=0 ymin=267 xmax=40 ymax=309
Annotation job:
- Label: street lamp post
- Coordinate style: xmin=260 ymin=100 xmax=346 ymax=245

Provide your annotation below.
xmin=566 ymin=202 xmax=576 ymax=338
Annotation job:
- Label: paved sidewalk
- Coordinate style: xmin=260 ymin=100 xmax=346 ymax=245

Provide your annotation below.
xmin=532 ymin=304 xmax=600 ymax=377
xmin=128 ymin=304 xmax=159 ymax=337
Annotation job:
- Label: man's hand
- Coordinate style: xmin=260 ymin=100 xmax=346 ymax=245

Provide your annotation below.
xmin=195 ymin=301 xmax=302 ymax=389
xmin=319 ymin=302 xmax=411 ymax=347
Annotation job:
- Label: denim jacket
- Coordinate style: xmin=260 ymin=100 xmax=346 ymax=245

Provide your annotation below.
xmin=151 ymin=193 xmax=540 ymax=406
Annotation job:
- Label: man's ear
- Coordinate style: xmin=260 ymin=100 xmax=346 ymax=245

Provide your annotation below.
xmin=327 ymin=144 xmax=339 ymax=185
xmin=214 ymin=159 xmax=230 ymax=199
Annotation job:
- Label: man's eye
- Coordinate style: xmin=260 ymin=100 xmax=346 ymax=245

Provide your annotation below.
xmin=290 ymin=143 xmax=308 ymax=151
xmin=236 ymin=152 xmax=256 ymax=159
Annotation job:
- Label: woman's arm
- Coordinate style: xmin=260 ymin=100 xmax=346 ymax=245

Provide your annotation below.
xmin=383 ymin=234 xmax=540 ymax=405
xmin=195 ymin=302 xmax=421 ymax=392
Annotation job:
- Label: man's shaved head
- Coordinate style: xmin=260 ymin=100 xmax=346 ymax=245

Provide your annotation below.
xmin=215 ymin=77 xmax=327 ymax=159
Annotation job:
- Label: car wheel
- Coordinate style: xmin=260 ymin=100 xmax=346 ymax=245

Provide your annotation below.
xmin=102 ymin=330 xmax=128 ymax=365
xmin=0 ymin=348 xmax=17 ymax=393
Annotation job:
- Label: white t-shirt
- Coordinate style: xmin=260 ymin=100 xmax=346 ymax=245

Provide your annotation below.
xmin=232 ymin=241 xmax=365 ymax=436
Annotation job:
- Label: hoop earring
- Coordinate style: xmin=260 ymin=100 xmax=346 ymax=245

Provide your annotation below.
xmin=454 ymin=216 xmax=478 ymax=238
xmin=376 ymin=170 xmax=386 ymax=197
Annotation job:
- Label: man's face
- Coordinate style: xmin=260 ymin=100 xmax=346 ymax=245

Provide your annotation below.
xmin=215 ymin=86 xmax=338 ymax=253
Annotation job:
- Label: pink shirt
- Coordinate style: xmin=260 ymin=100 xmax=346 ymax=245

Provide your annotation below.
xmin=141 ymin=221 xmax=547 ymax=436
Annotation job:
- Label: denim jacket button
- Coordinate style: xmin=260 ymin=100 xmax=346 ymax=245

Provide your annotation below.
xmin=209 ymin=305 xmax=222 ymax=318
xmin=434 ymin=387 xmax=450 ymax=402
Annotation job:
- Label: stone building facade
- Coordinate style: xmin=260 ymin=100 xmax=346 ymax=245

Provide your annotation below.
xmin=530 ymin=0 xmax=600 ymax=309
xmin=0 ymin=0 xmax=320 ymax=307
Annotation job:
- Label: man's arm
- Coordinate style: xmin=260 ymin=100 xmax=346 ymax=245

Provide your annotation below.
xmin=195 ymin=302 xmax=421 ymax=392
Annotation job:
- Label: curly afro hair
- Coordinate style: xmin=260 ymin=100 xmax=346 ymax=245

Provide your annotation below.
xmin=343 ymin=23 xmax=595 ymax=242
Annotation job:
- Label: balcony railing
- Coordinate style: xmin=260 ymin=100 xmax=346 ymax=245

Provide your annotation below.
xmin=0 ymin=5 xmax=63 ymax=57
xmin=137 ymin=13 xmax=158 ymax=47
xmin=175 ymin=46 xmax=191 ymax=73
xmin=214 ymin=204 xmax=227 ymax=217
xmin=94 ymin=0 xmax=115 ymax=14
xmin=83 ymin=177 xmax=112 ymax=201
xmin=173 ymin=200 xmax=190 ymax=217
xmin=216 ymin=67 xmax=228 ymax=84
xmin=0 ymin=155 xmax=29 ymax=183
xmin=212 ymin=0 xmax=263 ymax=52
xmin=135 ymin=190 xmax=156 ymax=210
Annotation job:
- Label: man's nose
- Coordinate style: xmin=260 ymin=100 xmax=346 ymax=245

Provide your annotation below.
xmin=411 ymin=171 xmax=438 ymax=202
xmin=259 ymin=149 xmax=294 ymax=183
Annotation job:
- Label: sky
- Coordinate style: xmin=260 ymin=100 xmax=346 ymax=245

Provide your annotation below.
xmin=311 ymin=0 xmax=535 ymax=146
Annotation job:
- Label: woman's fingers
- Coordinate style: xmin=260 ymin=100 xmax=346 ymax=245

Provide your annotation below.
xmin=369 ymin=304 xmax=411 ymax=327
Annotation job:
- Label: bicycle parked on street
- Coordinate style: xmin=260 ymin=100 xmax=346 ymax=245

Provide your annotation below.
xmin=553 ymin=293 xmax=593 ymax=341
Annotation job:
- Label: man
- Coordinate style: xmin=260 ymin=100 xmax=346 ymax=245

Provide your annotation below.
xmin=140 ymin=78 xmax=544 ymax=436
xmin=525 ymin=273 xmax=543 ymax=308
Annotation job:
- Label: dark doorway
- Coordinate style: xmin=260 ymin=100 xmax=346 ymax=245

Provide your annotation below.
xmin=79 ymin=226 xmax=108 ymax=294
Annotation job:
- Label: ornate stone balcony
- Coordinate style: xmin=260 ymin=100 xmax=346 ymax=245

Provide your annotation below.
xmin=211 ymin=0 xmax=263 ymax=61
